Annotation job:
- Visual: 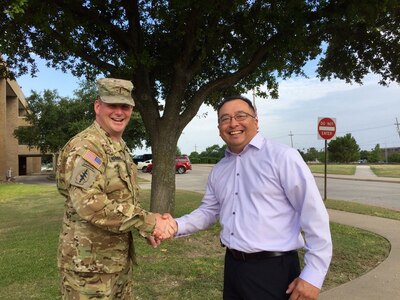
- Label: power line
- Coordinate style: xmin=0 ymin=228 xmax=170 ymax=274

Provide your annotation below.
xmin=269 ymin=121 xmax=399 ymax=151
xmin=338 ymin=124 xmax=393 ymax=133
xmin=271 ymin=123 xmax=394 ymax=139
xmin=357 ymin=137 xmax=398 ymax=148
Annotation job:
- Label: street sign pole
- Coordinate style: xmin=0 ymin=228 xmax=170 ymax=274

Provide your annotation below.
xmin=317 ymin=117 xmax=336 ymax=201
xmin=324 ymin=140 xmax=327 ymax=201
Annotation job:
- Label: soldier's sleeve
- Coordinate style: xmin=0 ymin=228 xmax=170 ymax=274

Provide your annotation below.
xmin=64 ymin=144 xmax=157 ymax=236
xmin=119 ymin=212 xmax=157 ymax=237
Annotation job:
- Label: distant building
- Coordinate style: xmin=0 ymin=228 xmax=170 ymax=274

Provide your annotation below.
xmin=381 ymin=147 xmax=400 ymax=162
xmin=382 ymin=147 xmax=400 ymax=156
xmin=0 ymin=77 xmax=42 ymax=181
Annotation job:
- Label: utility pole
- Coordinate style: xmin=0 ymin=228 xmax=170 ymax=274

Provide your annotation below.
xmin=289 ymin=131 xmax=294 ymax=147
xmin=395 ymin=117 xmax=400 ymax=140
xmin=385 ymin=147 xmax=388 ymax=163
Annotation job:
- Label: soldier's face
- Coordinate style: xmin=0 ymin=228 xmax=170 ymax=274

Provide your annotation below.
xmin=94 ymin=100 xmax=133 ymax=141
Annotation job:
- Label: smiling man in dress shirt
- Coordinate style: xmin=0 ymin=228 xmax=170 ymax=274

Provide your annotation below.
xmin=174 ymin=95 xmax=332 ymax=300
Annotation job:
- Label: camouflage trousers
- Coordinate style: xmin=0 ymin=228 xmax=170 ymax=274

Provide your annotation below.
xmin=59 ymin=266 xmax=134 ymax=299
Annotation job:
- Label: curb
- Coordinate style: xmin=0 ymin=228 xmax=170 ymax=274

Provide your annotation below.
xmin=313 ymin=173 xmax=400 ymax=184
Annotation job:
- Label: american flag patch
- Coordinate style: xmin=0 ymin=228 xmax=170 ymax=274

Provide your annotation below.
xmin=82 ymin=150 xmax=102 ymax=170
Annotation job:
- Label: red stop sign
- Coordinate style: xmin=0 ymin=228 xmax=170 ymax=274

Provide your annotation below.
xmin=318 ymin=117 xmax=336 ymax=140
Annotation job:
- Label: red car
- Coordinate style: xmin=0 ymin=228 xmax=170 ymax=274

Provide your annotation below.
xmin=146 ymin=156 xmax=192 ymax=174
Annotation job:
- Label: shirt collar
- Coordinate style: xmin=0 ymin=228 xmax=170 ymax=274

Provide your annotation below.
xmin=225 ymin=132 xmax=264 ymax=157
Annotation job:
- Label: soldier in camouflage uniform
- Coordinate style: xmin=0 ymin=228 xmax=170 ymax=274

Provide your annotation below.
xmin=56 ymin=78 xmax=176 ymax=299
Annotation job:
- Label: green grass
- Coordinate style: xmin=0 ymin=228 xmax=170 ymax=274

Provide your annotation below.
xmin=0 ymin=184 xmax=396 ymax=299
xmin=325 ymin=199 xmax=400 ymax=220
xmin=370 ymin=164 xmax=400 ymax=178
xmin=0 ymin=184 xmax=62 ymax=299
xmin=308 ymin=163 xmax=400 ymax=178
xmin=308 ymin=164 xmax=356 ymax=175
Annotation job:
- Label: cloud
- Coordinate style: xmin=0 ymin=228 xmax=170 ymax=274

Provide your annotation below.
xmin=178 ymin=75 xmax=400 ymax=153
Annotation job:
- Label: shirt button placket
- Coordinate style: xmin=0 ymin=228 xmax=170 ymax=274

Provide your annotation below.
xmin=230 ymin=157 xmax=241 ymax=240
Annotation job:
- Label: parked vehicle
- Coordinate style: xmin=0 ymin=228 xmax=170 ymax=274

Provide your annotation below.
xmin=146 ymin=156 xmax=192 ymax=174
xmin=132 ymin=153 xmax=152 ymax=165
xmin=137 ymin=159 xmax=152 ymax=172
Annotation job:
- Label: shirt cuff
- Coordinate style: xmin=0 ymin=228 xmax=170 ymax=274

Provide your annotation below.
xmin=119 ymin=213 xmax=156 ymax=237
xmin=299 ymin=265 xmax=326 ymax=289
xmin=175 ymin=218 xmax=187 ymax=237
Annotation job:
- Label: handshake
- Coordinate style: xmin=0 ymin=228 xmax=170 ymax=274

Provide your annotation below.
xmin=148 ymin=213 xmax=177 ymax=248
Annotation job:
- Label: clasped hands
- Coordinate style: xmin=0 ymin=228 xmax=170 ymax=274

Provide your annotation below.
xmin=147 ymin=213 xmax=177 ymax=248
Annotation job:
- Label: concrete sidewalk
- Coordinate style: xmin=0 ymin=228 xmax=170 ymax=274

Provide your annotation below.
xmin=313 ymin=162 xmax=400 ymax=299
xmin=320 ymin=210 xmax=400 ymax=299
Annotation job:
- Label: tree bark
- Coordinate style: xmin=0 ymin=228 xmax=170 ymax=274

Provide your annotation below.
xmin=148 ymin=123 xmax=180 ymax=214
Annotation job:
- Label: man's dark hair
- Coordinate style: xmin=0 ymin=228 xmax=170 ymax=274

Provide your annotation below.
xmin=217 ymin=95 xmax=255 ymax=114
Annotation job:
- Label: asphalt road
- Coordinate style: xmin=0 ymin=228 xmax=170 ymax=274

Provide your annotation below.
xmin=140 ymin=164 xmax=400 ymax=211
xmin=314 ymin=177 xmax=400 ymax=210
xmin=14 ymin=164 xmax=400 ymax=210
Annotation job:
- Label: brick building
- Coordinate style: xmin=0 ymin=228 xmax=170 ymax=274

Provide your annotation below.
xmin=0 ymin=77 xmax=42 ymax=181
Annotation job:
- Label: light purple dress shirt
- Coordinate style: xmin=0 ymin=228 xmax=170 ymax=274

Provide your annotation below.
xmin=176 ymin=133 xmax=332 ymax=289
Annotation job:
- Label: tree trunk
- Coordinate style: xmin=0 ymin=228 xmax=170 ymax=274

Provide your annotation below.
xmin=149 ymin=128 xmax=179 ymax=214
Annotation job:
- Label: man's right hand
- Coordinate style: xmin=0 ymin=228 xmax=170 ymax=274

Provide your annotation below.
xmin=153 ymin=213 xmax=177 ymax=240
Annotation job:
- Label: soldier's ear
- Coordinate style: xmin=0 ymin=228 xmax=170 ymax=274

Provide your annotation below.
xmin=94 ymin=99 xmax=101 ymax=113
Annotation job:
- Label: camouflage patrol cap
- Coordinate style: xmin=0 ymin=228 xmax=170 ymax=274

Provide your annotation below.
xmin=96 ymin=78 xmax=135 ymax=106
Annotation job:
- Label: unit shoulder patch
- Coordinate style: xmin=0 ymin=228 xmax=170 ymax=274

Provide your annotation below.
xmin=70 ymin=158 xmax=100 ymax=189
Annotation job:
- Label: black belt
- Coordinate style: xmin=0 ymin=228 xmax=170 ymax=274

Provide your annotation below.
xmin=226 ymin=248 xmax=297 ymax=261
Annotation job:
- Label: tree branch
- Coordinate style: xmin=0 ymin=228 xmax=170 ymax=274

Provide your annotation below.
xmin=54 ymin=0 xmax=133 ymax=53
xmin=178 ymin=30 xmax=285 ymax=127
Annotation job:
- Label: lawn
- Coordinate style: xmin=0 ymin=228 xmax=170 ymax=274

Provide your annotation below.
xmin=370 ymin=164 xmax=400 ymax=178
xmin=0 ymin=183 xmax=397 ymax=299
xmin=308 ymin=163 xmax=400 ymax=178
xmin=308 ymin=164 xmax=356 ymax=175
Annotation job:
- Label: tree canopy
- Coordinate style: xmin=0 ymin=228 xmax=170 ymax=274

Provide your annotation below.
xmin=299 ymin=147 xmax=324 ymax=163
xmin=1 ymin=0 xmax=399 ymax=213
xmin=367 ymin=144 xmax=383 ymax=163
xmin=328 ymin=133 xmax=360 ymax=163
xmin=14 ymin=80 xmax=149 ymax=153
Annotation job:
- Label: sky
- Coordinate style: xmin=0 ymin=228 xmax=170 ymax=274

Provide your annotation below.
xmin=16 ymin=57 xmax=400 ymax=155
